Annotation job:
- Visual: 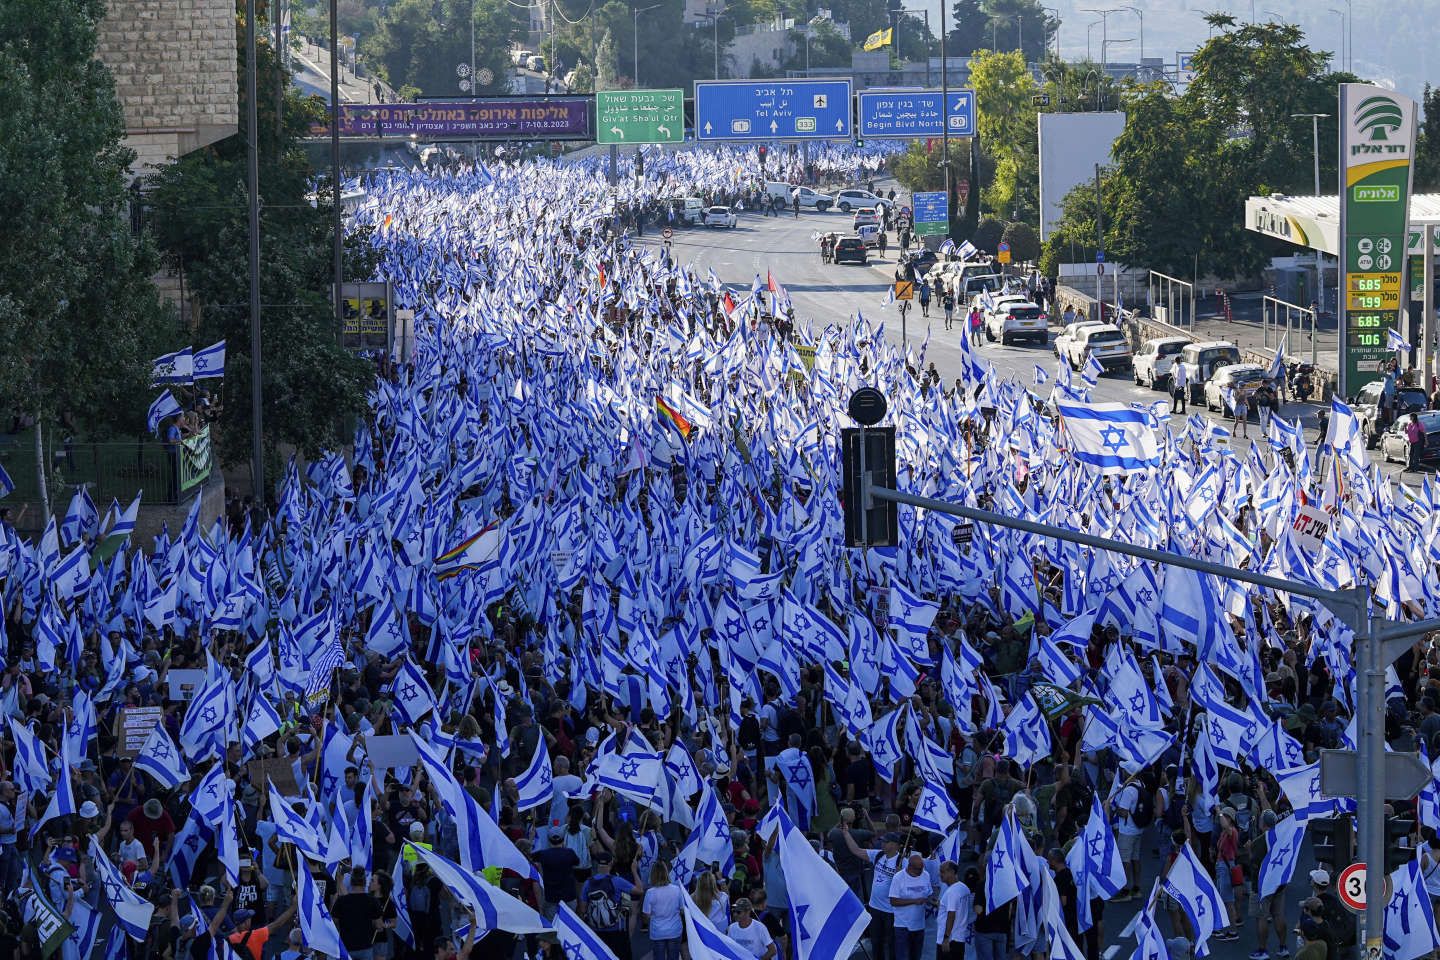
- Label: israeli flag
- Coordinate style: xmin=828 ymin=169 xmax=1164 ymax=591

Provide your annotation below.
xmin=1066 ymin=795 xmax=1125 ymax=932
xmin=1386 ymin=856 xmax=1440 ymax=960
xmin=1389 ymin=327 xmax=1413 ymax=353
xmin=134 ymin=721 xmax=189 ymax=788
xmin=556 ymin=902 xmax=622 ymax=960
xmin=89 ymin=837 xmax=154 ymax=940
xmin=770 ymin=806 xmax=870 ymax=960
xmin=150 ymin=347 xmax=193 ymax=385
xmin=682 ymin=889 xmax=755 ymax=960
xmin=1268 ymin=334 xmax=1287 ymax=382
xmin=1161 ymin=841 xmax=1227 ymax=955
xmin=1055 ymin=400 xmax=1161 ymax=474
xmin=408 ymin=841 xmax=552 ymax=934
xmin=391 ymin=658 xmax=435 ymax=726
xmin=296 ymin=856 xmax=347 ymax=958
xmin=911 ymin=780 xmax=959 ymax=835
xmin=192 ymin=339 xmax=227 ymax=379
xmin=1256 ymin=815 xmax=1305 ymax=897
xmin=0 ymin=461 xmax=13 ymax=498
xmin=888 ymin=583 xmax=938 ymax=663
xmin=146 ymin=391 xmax=183 ymax=434
xmin=511 ymin=733 xmax=554 ymax=813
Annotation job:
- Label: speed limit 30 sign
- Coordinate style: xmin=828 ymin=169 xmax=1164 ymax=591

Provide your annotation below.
xmin=1338 ymin=863 xmax=1367 ymax=911
xmin=1338 ymin=862 xmax=1393 ymax=913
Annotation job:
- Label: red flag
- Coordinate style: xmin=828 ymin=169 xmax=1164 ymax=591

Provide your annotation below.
xmin=767 ymin=270 xmax=778 ymax=293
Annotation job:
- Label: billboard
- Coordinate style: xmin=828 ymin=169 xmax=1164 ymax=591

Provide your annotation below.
xmin=336 ymin=281 xmax=394 ymax=357
xmin=1338 ymin=83 xmax=1417 ymax=394
xmin=314 ymin=98 xmax=594 ymax=140
xmin=1037 ymin=112 xmax=1126 ymax=241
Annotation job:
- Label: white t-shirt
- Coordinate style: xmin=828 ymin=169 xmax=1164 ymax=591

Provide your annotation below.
xmin=643 ymin=883 xmax=684 ymax=940
xmin=116 ymin=837 xmax=146 ymax=866
xmin=1115 ymin=784 xmax=1144 ymax=837
xmin=939 ymin=881 xmax=974 ymax=944
xmin=888 ymin=868 xmax=933 ymax=931
xmin=867 ymin=851 xmax=903 ymax=912
xmin=550 ymin=774 xmax=583 ymax=825
xmin=728 ymin=918 xmax=775 ymax=958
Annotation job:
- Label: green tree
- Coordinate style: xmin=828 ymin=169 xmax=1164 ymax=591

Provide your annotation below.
xmin=972 ymin=216 xmax=1004 ymax=252
xmin=782 ymin=21 xmax=852 ymax=72
xmin=0 ymin=0 xmax=173 ymax=438
xmin=1001 ymin=221 xmax=1040 ymax=262
xmin=947 ymin=0 xmax=991 ymax=56
xmin=968 ymin=49 xmax=1039 ymax=222
xmin=981 ymin=0 xmax=1051 ymax=62
xmin=1416 ymin=84 xmax=1440 ymax=192
xmin=363 ymin=0 xmax=520 ymax=98
xmin=147 ymin=4 xmax=375 ymax=474
xmin=892 ymin=140 xmax=946 ymax=192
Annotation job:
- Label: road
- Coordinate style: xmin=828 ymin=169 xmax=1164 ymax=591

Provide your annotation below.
xmin=642 ymin=207 xmax=1433 ymax=485
xmin=638 ymin=207 xmax=1371 ymax=957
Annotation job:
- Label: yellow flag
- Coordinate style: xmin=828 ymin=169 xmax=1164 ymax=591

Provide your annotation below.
xmin=862 ymin=27 xmax=893 ymax=51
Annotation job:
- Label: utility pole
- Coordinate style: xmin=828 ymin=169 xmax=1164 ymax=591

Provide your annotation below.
xmin=247 ymin=0 xmax=265 ymax=507
xmin=1094 ymin=163 xmax=1104 ymax=319
xmin=1292 ymin=112 xmax=1328 ymax=195
xmin=330 ymin=0 xmax=343 ymax=342
xmin=274 ymin=0 xmax=284 ymax=140
xmin=940 ymin=0 xmax=951 ymax=238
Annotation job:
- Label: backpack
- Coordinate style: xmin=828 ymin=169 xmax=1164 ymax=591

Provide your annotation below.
xmin=1130 ymin=785 xmax=1155 ymax=828
xmin=229 ymin=936 xmax=258 ymax=960
xmin=1162 ymin=789 xmax=1185 ymax=830
xmin=586 ymin=876 xmax=621 ymax=931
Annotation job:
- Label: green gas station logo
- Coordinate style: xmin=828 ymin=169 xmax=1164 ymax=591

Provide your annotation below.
xmin=1351 ymin=96 xmax=1408 ymax=155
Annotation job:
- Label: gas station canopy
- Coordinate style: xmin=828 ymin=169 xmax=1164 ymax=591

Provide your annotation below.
xmin=1246 ymin=192 xmax=1440 ymax=256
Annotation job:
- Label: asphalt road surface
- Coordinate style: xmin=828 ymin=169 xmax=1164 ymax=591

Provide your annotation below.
xmin=643 ymin=206 xmax=1432 ymax=486
xmin=637 ymin=207 xmax=1365 ymax=958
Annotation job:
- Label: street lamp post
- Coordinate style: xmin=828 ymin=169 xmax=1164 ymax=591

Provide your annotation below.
xmin=632 ymin=3 xmax=661 ymax=86
xmin=1081 ymin=7 xmax=1120 ymax=72
xmin=1291 ymin=112 xmax=1329 ymax=196
xmin=1101 ymin=37 xmax=1133 ymax=76
xmin=1043 ymin=6 xmax=1061 ymax=57
xmin=1328 ymin=7 xmax=1346 ymax=72
xmin=900 ymin=8 xmax=932 ymax=85
xmin=704 ymin=6 xmax=727 ymax=80
xmin=1121 ymin=5 xmax=1143 ymax=72
xmin=1086 ymin=20 xmax=1101 ymax=61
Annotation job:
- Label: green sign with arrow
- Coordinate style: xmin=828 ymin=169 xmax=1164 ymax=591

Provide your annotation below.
xmin=596 ymin=89 xmax=685 ymax=145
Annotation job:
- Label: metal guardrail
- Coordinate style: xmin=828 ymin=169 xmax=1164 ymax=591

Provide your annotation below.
xmin=0 ymin=426 xmax=211 ymax=506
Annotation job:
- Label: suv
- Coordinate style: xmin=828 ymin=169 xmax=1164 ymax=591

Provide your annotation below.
xmin=1354 ymin=380 xmax=1430 ymax=447
xmin=983 ymin=300 xmax=1048 ymax=345
xmin=1058 ymin=323 xmax=1132 ymax=372
xmin=833 ymin=236 xmax=867 ymax=264
xmin=852 ymin=208 xmax=880 ymax=230
xmin=1174 ymin=341 xmax=1242 ymax=402
xmin=961 ymin=273 xmax=1005 ymax=304
xmin=1132 ymin=336 xmax=1191 ymax=389
xmin=834 ymin=189 xmax=882 ymax=212
xmin=766 ymin=182 xmax=832 ymax=211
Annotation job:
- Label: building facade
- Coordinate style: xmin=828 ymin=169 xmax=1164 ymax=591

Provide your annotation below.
xmin=94 ymin=0 xmax=239 ymax=173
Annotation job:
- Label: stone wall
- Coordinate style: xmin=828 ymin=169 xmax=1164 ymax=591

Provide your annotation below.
xmin=94 ymin=0 xmax=239 ymax=173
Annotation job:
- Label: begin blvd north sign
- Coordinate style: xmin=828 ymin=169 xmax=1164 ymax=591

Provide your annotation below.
xmin=596 ymin=89 xmax=685 ymax=144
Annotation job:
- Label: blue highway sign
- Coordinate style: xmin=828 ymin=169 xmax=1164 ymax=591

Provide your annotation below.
xmin=857 ymin=89 xmax=976 ymax=138
xmin=694 ymin=79 xmax=853 ymax=141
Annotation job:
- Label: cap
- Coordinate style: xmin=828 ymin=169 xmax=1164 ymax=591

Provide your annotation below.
xmin=882 ymin=832 xmax=902 ymax=845
xmin=409 ymin=822 xmax=426 ymax=838
xmin=78 ymin=800 xmax=100 ymax=819
xmin=232 ymin=909 xmax=255 ymax=924
xmin=549 ymin=830 xmax=563 ymax=841
xmin=143 ymin=799 xmax=163 ymax=819
xmin=1310 ymin=869 xmax=1330 ymax=887
xmin=585 ymin=728 xmax=600 ymax=745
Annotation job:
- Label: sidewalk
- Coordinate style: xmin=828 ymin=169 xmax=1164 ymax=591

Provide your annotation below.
xmin=1183 ymin=291 xmax=1339 ymax=372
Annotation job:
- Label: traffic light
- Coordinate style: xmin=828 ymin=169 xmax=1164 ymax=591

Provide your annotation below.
xmin=757 ymin=145 xmax=768 ymax=168
xmin=1310 ymin=814 xmax=1353 ymax=872
xmin=841 ymin=389 xmax=897 ymax=548
xmin=1386 ymin=817 xmax=1417 ymax=872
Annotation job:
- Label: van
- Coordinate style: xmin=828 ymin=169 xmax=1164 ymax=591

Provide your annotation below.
xmin=526 ymin=55 xmax=546 ymax=73
xmin=511 ymin=49 xmax=534 ymax=66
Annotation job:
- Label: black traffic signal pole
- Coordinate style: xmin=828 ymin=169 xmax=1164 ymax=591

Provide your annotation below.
xmin=847 ymin=423 xmax=1439 ymax=942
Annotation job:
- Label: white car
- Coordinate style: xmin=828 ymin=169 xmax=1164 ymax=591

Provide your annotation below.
xmin=1132 ymin=336 xmax=1190 ymax=389
xmin=1174 ymin=341 xmax=1242 ymax=401
xmin=834 ymin=189 xmax=882 ymax=212
xmin=982 ymin=300 xmax=1048 ymax=345
xmin=857 ymin=223 xmax=881 ymax=248
xmin=852 ymin=207 xmax=879 ymax=230
xmin=1057 ymin=323 xmax=1132 ymax=372
xmin=1203 ymin=363 xmax=1272 ymax=414
xmin=703 ymin=205 xmax=737 ymax=229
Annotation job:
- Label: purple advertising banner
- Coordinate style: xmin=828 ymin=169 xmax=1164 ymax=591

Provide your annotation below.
xmin=318 ymin=97 xmax=594 ymax=140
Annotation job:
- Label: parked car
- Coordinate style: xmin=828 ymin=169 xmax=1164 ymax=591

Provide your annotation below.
xmin=834 ymin=189 xmax=882 ymax=212
xmin=662 ymin=196 xmax=705 ymax=225
xmin=983 ymin=300 xmax=1048 ymax=345
xmin=857 ymin=223 xmax=881 ymax=248
xmin=852 ymin=207 xmax=880 ymax=230
xmin=1057 ymin=323 xmax=1132 ymax=372
xmin=833 ymin=236 xmax=868 ymax=264
xmin=1174 ymin=341 xmax=1241 ymax=401
xmin=959 ymin=273 xmax=1006 ymax=303
xmin=703 ymin=205 xmax=737 ymax=229
xmin=905 ymin=249 xmax=939 ymax=275
xmin=1380 ymin=411 xmax=1440 ymax=464
xmin=1203 ymin=363 xmax=1273 ymax=414
xmin=1354 ymin=380 xmax=1430 ymax=447
xmin=1132 ymin=336 xmax=1191 ymax=389
xmin=1054 ymin=321 xmax=1105 ymax=359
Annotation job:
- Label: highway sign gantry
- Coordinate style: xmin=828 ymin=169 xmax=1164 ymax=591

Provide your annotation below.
xmin=596 ymin=89 xmax=685 ymax=144
xmin=695 ymin=79 xmax=853 ymax=141
xmin=857 ymin=89 xmax=976 ymax=139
